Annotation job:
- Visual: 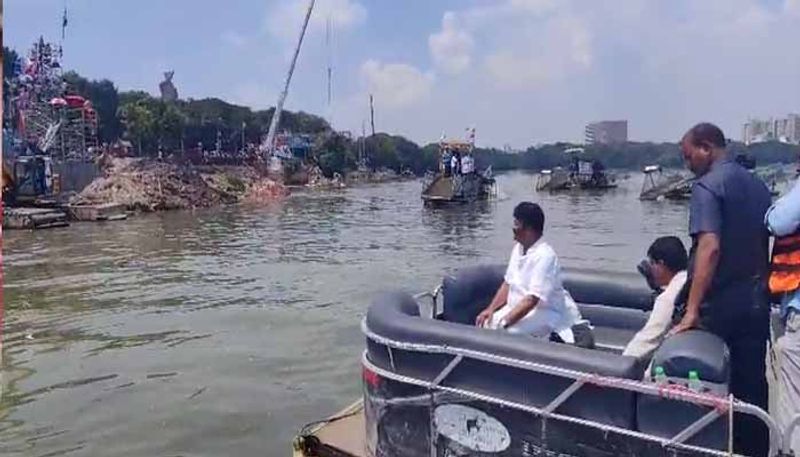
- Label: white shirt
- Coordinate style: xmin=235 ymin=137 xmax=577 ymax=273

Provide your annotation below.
xmin=462 ymin=156 xmax=474 ymax=174
xmin=490 ymin=240 xmax=582 ymax=341
xmin=623 ymin=271 xmax=687 ymax=359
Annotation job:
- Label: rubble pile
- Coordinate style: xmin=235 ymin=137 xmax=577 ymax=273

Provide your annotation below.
xmin=306 ymin=165 xmax=345 ymax=189
xmin=72 ymin=157 xmax=287 ymax=211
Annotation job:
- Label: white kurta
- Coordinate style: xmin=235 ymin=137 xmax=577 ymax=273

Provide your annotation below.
xmin=488 ymin=240 xmax=583 ymax=342
xmin=622 ymin=271 xmax=687 ymax=359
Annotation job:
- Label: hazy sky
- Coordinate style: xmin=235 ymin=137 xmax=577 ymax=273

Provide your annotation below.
xmin=5 ymin=0 xmax=800 ymax=147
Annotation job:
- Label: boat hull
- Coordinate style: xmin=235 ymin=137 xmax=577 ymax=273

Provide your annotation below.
xmin=364 ymin=369 xmax=719 ymax=457
xmin=421 ymin=174 xmax=494 ymax=206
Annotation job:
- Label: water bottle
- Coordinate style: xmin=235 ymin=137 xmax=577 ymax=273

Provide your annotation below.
xmin=653 ymin=365 xmax=668 ymax=386
xmin=688 ymin=370 xmax=702 ymax=393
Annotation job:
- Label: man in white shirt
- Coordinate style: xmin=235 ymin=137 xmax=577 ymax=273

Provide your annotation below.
xmin=623 ymin=236 xmax=688 ymax=359
xmin=462 ymin=154 xmax=474 ymax=174
xmin=476 ymin=202 xmax=586 ymax=345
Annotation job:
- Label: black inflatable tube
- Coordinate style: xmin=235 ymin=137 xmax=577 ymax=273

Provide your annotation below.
xmin=365 ymin=290 xmax=641 ymax=379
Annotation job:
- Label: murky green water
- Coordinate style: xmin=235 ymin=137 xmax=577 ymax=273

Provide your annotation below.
xmin=1 ymin=172 xmax=691 ymax=456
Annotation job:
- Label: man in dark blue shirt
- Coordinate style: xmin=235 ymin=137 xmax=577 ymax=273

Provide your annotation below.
xmin=672 ymin=123 xmax=772 ymax=457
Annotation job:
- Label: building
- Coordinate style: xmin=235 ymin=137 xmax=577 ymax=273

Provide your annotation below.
xmin=743 ymin=114 xmax=800 ymax=145
xmin=585 ymin=120 xmax=628 ymax=145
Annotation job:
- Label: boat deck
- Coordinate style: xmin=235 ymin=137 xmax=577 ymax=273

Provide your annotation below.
xmin=293 ymin=401 xmax=365 ymax=457
xmin=422 ymin=175 xmax=454 ymax=200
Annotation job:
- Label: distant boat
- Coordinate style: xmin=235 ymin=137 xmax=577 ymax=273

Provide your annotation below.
xmin=421 ymin=133 xmax=495 ymax=206
xmin=639 ymin=165 xmax=693 ymax=201
xmin=535 ymin=152 xmax=617 ymax=192
xmin=640 ymin=155 xmax=782 ymax=202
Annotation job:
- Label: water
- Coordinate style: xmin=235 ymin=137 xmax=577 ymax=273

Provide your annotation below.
xmin=1 ymin=172 xmax=690 ymax=457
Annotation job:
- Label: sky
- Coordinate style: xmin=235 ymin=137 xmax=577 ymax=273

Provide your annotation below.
xmin=5 ymin=0 xmax=800 ymax=148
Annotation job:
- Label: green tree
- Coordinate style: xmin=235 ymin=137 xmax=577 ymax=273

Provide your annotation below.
xmin=314 ymin=132 xmax=357 ymax=177
xmin=4 ymin=47 xmax=21 ymax=125
xmin=3 ymin=46 xmax=20 ymax=79
xmin=119 ymin=101 xmax=156 ymax=155
xmin=155 ymin=102 xmax=187 ymax=152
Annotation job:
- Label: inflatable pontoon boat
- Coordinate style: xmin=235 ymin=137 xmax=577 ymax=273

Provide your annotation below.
xmin=294 ymin=265 xmax=795 ymax=457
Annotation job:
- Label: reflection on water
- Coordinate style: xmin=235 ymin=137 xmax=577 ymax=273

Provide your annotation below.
xmin=1 ymin=172 xmax=689 ymax=456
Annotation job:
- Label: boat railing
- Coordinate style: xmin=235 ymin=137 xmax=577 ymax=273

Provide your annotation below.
xmin=421 ymin=171 xmax=436 ymax=192
xmin=363 ymin=292 xmax=793 ymax=457
xmin=451 ymin=174 xmax=463 ymax=196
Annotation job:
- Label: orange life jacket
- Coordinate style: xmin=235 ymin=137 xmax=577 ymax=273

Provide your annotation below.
xmin=770 ymin=233 xmax=800 ymax=294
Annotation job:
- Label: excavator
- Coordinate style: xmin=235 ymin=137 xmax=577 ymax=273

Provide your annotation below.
xmin=2 ymin=121 xmax=61 ymax=206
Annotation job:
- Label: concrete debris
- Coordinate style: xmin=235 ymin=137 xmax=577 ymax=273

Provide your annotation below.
xmin=71 ymin=157 xmax=287 ymax=212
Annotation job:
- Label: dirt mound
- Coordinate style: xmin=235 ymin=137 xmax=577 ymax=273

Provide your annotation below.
xmin=307 ymin=165 xmax=345 ymax=189
xmin=242 ymin=179 xmax=290 ymax=203
xmin=72 ymin=157 xmax=287 ymax=211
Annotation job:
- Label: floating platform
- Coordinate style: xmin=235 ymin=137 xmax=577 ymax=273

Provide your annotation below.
xmin=66 ymin=203 xmax=128 ymax=222
xmin=3 ymin=207 xmax=70 ymax=230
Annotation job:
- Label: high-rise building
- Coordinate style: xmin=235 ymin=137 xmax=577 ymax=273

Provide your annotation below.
xmin=585 ymin=120 xmax=628 ymax=145
xmin=743 ymin=114 xmax=800 ymax=145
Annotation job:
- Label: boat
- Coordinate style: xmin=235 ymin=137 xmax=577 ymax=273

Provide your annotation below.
xmin=737 ymin=154 xmax=782 ymax=197
xmin=535 ymin=148 xmax=617 ymax=192
xmin=421 ymin=133 xmax=495 ymax=206
xmin=294 ymin=265 xmax=794 ymax=457
xmin=639 ymin=165 xmax=694 ymax=201
xmin=640 ymin=156 xmax=781 ymax=202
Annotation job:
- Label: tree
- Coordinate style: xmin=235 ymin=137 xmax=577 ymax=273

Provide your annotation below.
xmin=155 ymin=102 xmax=187 ymax=152
xmin=119 ymin=101 xmax=156 ymax=155
xmin=3 ymin=47 xmax=20 ymax=80
xmin=314 ymin=132 xmax=357 ymax=177
xmin=3 ymin=47 xmax=21 ymax=122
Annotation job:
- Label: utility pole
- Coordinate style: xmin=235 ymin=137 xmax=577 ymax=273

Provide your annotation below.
xmin=326 ymin=15 xmax=332 ymax=108
xmin=360 ymin=120 xmax=366 ymax=168
xmin=369 ymin=94 xmax=375 ymax=136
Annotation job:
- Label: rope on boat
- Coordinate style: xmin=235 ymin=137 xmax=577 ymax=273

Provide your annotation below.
xmin=294 ymin=406 xmax=363 ymax=457
xmin=728 ymin=393 xmax=735 ymax=457
xmin=297 ymin=407 xmax=361 ymax=437
xmin=293 ymin=435 xmax=356 ymax=457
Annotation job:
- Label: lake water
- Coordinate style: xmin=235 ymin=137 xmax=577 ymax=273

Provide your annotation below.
xmin=1 ymin=171 xmax=692 ymax=456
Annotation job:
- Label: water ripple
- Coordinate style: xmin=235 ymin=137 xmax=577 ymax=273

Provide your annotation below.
xmin=2 ymin=172 xmax=690 ymax=456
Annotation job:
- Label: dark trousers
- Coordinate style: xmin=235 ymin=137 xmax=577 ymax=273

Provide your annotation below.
xmin=549 ymin=323 xmax=595 ymax=350
xmin=707 ymin=310 xmax=770 ymax=457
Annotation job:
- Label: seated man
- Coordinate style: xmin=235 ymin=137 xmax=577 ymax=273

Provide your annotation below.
xmin=623 ymin=236 xmax=688 ymax=359
xmin=476 ymin=202 xmax=589 ymax=346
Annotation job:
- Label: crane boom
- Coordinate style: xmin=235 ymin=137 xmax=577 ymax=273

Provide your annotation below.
xmin=263 ymin=0 xmax=315 ymax=157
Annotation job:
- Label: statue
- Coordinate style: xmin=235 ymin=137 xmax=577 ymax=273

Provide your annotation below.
xmin=159 ymin=71 xmax=178 ymax=102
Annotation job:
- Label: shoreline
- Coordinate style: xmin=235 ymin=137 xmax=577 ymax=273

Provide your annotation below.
xmin=1 ymin=157 xmax=420 ymax=230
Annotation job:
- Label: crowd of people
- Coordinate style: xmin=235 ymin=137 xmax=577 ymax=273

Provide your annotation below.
xmin=441 ymin=148 xmax=475 ymax=177
xmin=475 ymin=123 xmax=799 ymax=457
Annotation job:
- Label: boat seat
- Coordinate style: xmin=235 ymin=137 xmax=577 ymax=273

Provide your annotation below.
xmin=578 ymin=304 xmax=649 ymax=352
xmin=366 ymin=291 xmax=641 ymax=430
xmin=637 ymin=330 xmax=731 ymax=450
xmin=440 ymin=264 xmax=653 ymax=352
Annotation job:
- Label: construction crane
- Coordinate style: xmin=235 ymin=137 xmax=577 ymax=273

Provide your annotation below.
xmin=262 ymin=0 xmax=315 ymax=168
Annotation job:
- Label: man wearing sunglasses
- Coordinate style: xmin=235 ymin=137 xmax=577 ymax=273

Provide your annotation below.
xmin=475 ymin=202 xmax=588 ymax=347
